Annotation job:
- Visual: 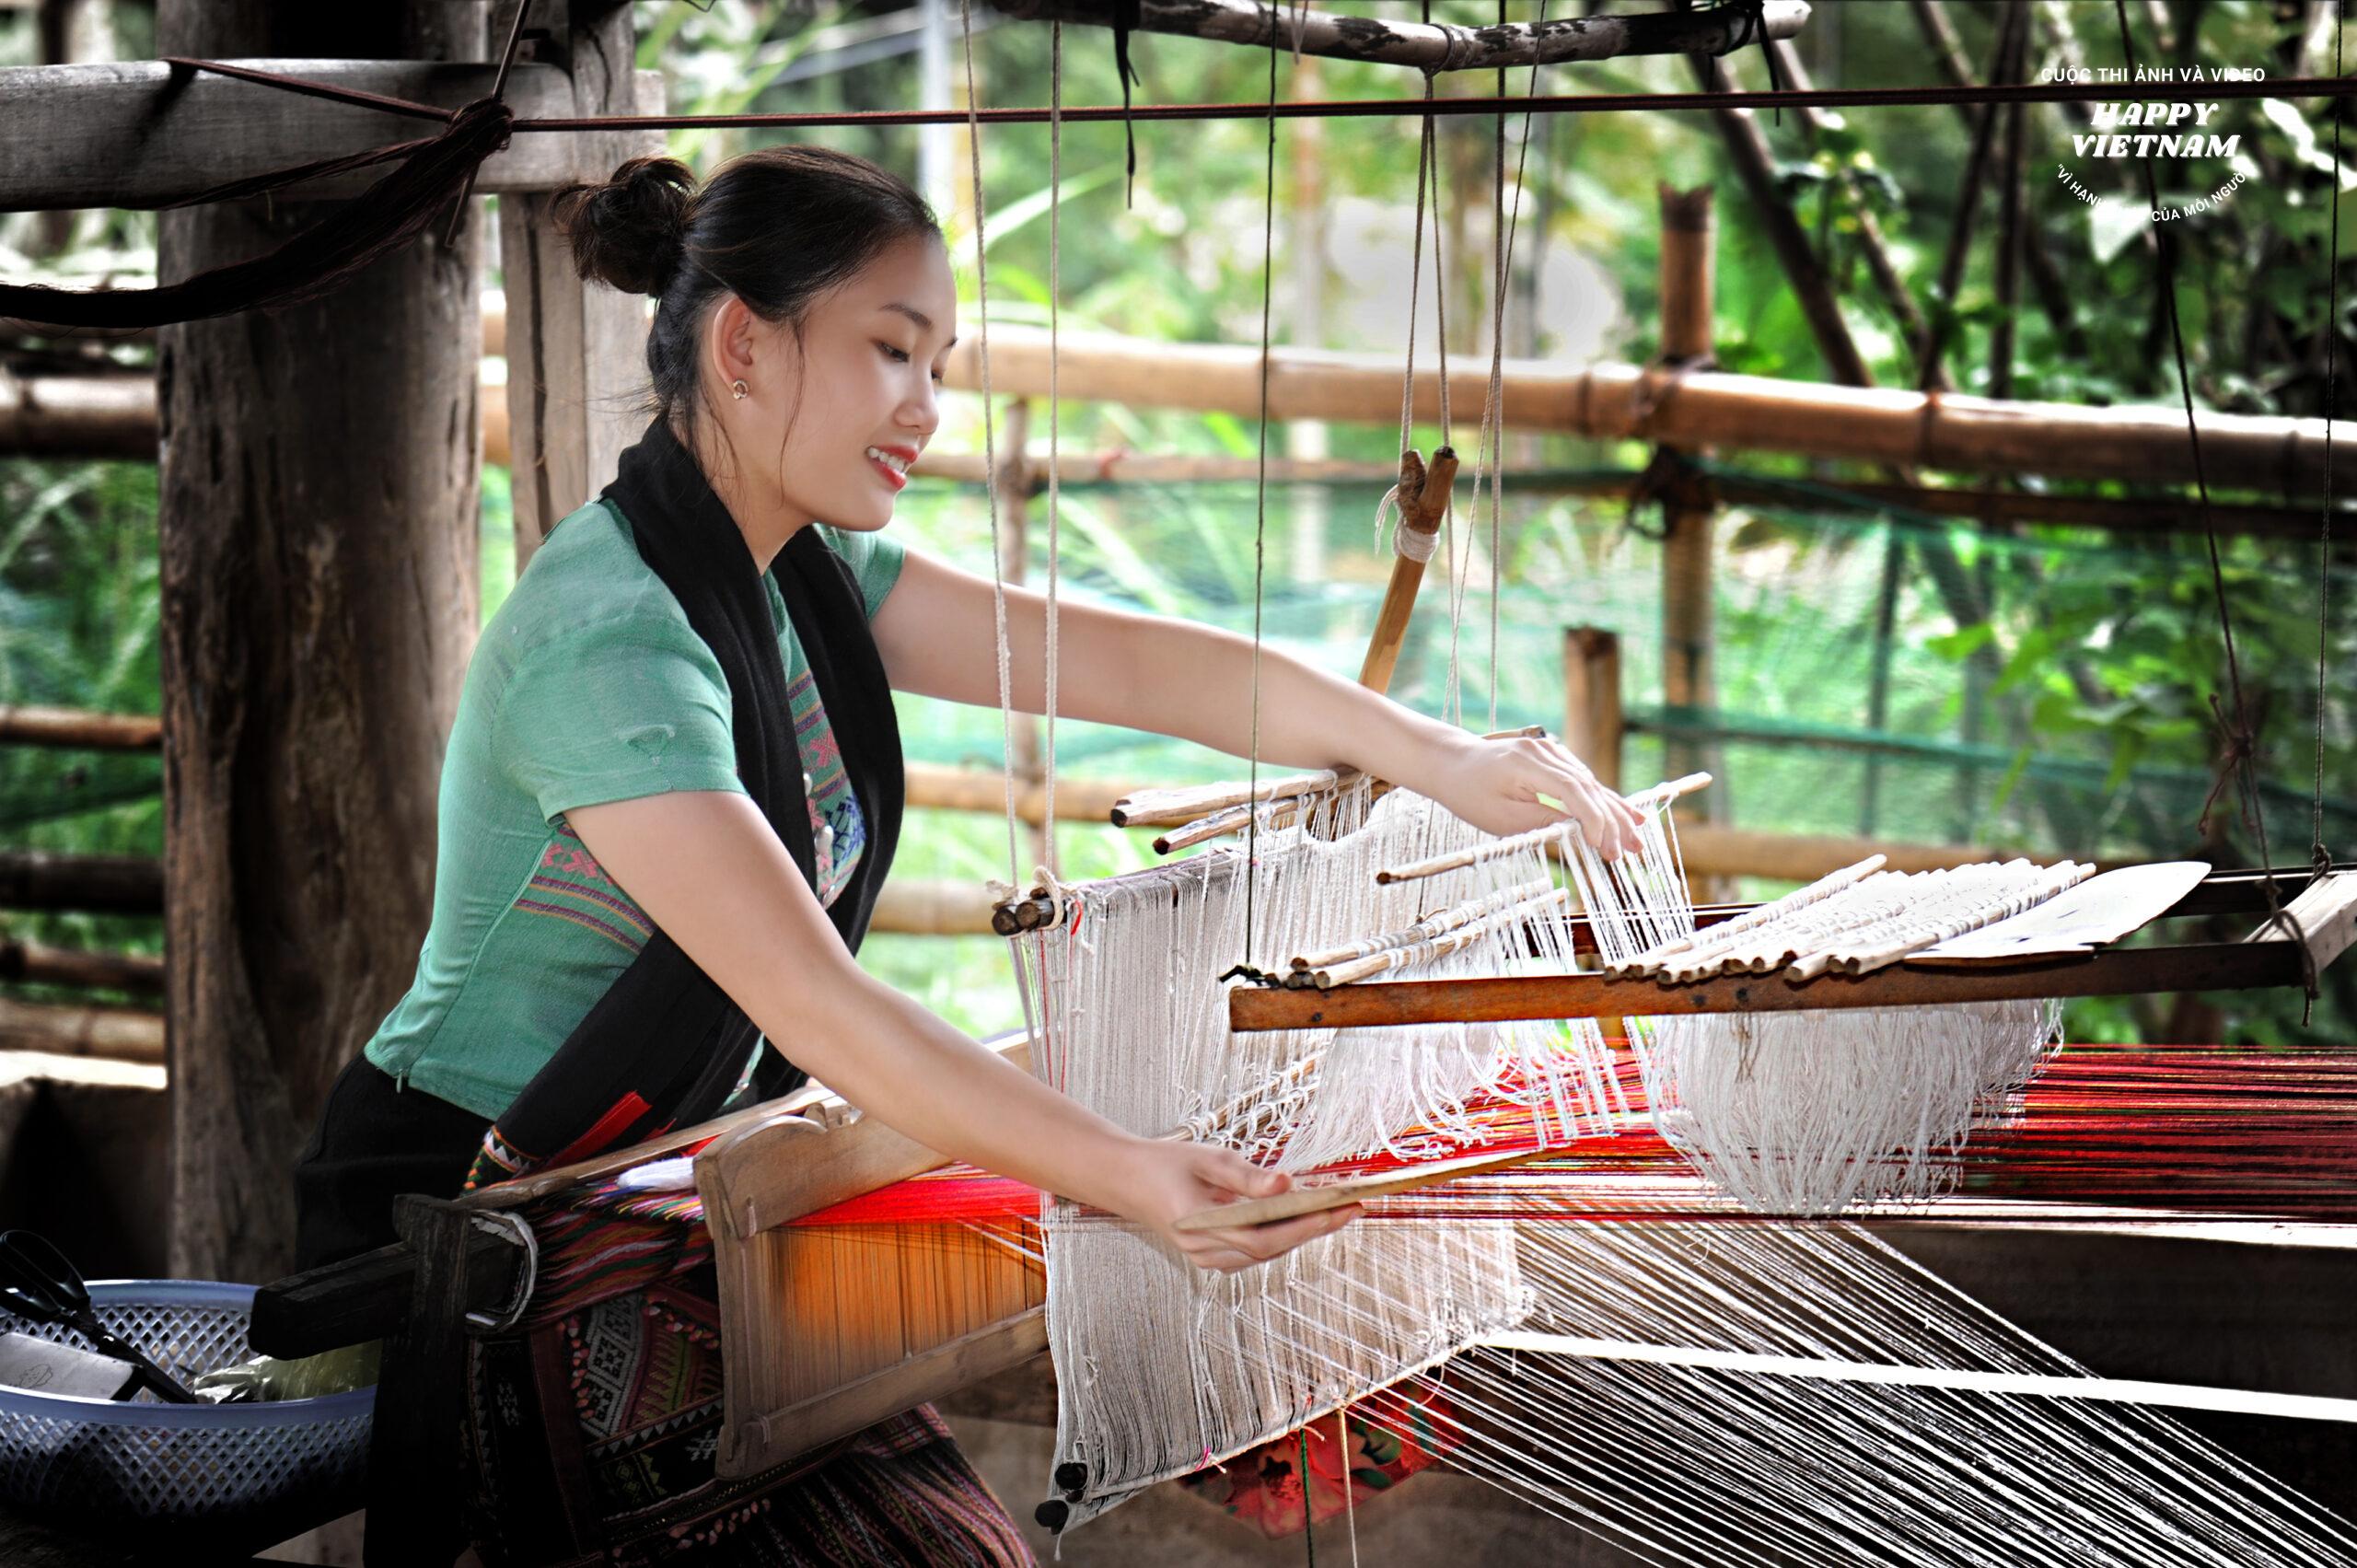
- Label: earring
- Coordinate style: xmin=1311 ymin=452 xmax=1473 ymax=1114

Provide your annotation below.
xmin=730 ymin=378 xmax=749 ymax=401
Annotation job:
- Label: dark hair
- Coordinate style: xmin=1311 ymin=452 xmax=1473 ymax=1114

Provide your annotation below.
xmin=552 ymin=146 xmax=942 ymax=433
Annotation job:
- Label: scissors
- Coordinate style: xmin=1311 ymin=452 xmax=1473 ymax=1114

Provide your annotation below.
xmin=0 ymin=1230 xmax=198 ymax=1403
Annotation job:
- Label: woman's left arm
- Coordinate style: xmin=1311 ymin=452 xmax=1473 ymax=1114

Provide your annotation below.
xmin=874 ymin=549 xmax=1642 ymax=854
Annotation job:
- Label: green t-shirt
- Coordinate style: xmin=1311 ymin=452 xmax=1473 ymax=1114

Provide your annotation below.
xmin=363 ymin=498 xmax=905 ymax=1120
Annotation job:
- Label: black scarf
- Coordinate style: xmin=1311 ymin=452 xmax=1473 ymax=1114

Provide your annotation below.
xmin=482 ymin=419 xmax=904 ymax=1171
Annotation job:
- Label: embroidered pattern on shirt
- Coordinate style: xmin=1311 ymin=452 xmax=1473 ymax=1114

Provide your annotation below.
xmin=786 ymin=664 xmax=866 ymax=906
xmin=516 ymin=826 xmax=655 ymax=953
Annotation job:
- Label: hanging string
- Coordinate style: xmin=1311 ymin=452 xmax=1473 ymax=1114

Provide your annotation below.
xmin=1488 ymin=30 xmax=1507 ymax=732
xmin=1298 ymin=1423 xmax=1317 ymax=1567
xmin=2316 ymin=1 xmax=2345 ymax=882
xmin=1043 ymin=21 xmax=1063 ymax=876
xmin=1420 ymin=5 xmax=1464 ymax=726
xmin=1472 ymin=0 xmax=1550 ymax=732
xmin=1336 ymin=1406 xmax=1359 ymax=1567
xmin=1234 ymin=6 xmax=1282 ymax=978
xmin=2112 ymin=0 xmax=2315 ymax=1010
xmin=1397 ymin=79 xmax=1434 ymax=467
xmin=959 ymin=0 xmax=1024 ymax=893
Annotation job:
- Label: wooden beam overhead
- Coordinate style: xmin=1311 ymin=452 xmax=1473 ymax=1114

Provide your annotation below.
xmin=0 ymin=59 xmax=654 ymax=213
xmin=992 ymin=0 xmax=1810 ymax=71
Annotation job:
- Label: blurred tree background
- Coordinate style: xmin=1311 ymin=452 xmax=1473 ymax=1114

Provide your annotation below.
xmin=2 ymin=0 xmax=2351 ymax=1046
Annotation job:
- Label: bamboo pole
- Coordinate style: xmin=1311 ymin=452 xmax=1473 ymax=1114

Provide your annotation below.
xmin=14 ymin=344 xmax=2351 ymax=498
xmin=0 ymin=705 xmax=159 ymax=750
xmin=1656 ymin=185 xmax=1723 ymax=844
xmin=905 ymin=762 xmax=1131 ymax=826
xmin=0 ymin=993 xmax=164 ymax=1063
xmin=946 ymin=329 xmax=2354 ymax=495
xmin=0 ymin=938 xmax=163 ymax=994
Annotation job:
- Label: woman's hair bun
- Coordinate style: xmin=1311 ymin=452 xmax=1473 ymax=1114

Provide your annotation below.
xmin=552 ymin=157 xmax=697 ymax=298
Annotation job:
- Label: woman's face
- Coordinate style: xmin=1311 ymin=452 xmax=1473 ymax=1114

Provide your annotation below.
xmin=717 ymin=233 xmax=958 ymax=535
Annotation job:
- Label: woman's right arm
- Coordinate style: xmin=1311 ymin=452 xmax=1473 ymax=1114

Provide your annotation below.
xmin=564 ymin=788 xmax=1356 ymax=1272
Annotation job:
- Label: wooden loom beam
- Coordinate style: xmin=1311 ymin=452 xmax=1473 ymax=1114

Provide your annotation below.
xmin=1228 ymin=868 xmax=2357 ymax=1033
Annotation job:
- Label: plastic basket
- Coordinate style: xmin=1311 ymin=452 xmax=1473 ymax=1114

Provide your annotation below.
xmin=0 ymin=1280 xmax=373 ymax=1553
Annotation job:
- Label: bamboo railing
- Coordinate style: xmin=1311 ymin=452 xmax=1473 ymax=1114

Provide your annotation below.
xmin=6 ymin=323 xmax=2344 ymax=499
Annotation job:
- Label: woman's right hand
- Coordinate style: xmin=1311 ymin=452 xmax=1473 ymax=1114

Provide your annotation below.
xmin=1108 ymin=1139 xmax=1361 ymax=1273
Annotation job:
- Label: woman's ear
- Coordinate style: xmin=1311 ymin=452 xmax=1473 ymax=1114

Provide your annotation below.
xmin=706 ymin=295 xmax=762 ymax=395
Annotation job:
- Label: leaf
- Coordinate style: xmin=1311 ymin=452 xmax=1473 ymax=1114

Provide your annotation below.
xmin=1923 ymin=623 xmax=1997 ymax=663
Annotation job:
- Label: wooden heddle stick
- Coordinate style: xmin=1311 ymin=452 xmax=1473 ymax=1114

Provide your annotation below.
xmin=1611 ymin=854 xmax=1888 ymax=980
xmin=1290 ymin=877 xmax=1553 ymax=975
xmin=1292 ymin=887 xmax=1572 ymax=991
xmin=1374 ymin=772 xmax=1713 ymax=886
xmin=1786 ymin=859 xmax=2096 ymax=980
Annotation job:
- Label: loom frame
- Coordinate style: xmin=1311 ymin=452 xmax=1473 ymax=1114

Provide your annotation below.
xmin=691 ymin=1037 xmax=1048 ymax=1481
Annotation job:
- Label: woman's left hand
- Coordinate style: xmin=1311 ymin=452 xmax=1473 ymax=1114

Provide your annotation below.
xmin=1406 ymin=731 xmax=1646 ymax=857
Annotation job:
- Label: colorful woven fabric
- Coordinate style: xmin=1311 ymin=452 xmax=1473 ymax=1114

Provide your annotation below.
xmin=1176 ymin=1385 xmax=1458 ymax=1538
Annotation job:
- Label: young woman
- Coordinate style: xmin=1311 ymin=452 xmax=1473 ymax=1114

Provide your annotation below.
xmin=294 ymin=146 xmax=1638 ymax=1566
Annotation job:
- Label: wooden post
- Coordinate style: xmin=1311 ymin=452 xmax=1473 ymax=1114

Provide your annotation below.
xmin=155 ymin=1 xmax=487 ymax=1284
xmin=500 ymin=0 xmax=660 ymax=569
xmin=1562 ymin=626 xmax=1622 ymax=794
xmin=1655 ymin=184 xmax=1724 ymax=838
